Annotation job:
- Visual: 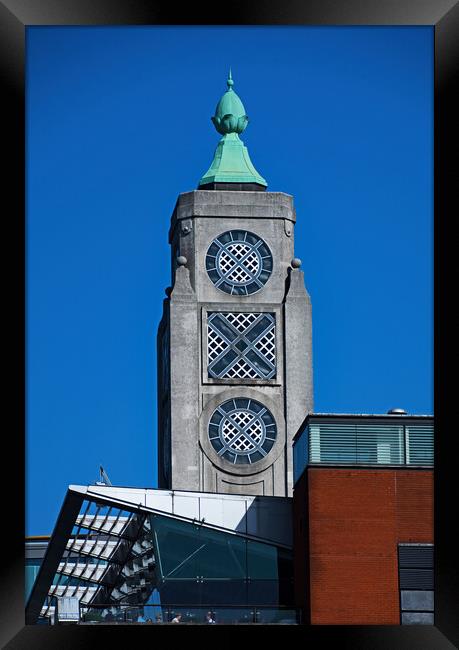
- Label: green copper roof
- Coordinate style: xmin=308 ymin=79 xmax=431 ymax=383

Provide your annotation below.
xmin=198 ymin=71 xmax=267 ymax=188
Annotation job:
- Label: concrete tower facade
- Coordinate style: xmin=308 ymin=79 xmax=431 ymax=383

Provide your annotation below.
xmin=157 ymin=74 xmax=313 ymax=497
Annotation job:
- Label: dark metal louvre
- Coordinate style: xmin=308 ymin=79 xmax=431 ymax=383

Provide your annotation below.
xmin=398 ymin=544 xmax=434 ymax=624
xmin=398 ymin=545 xmax=433 ymax=568
xmin=399 ymin=568 xmax=434 ymax=590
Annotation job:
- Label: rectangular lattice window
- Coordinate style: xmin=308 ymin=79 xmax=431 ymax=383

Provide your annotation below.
xmin=207 ymin=312 xmax=276 ymax=380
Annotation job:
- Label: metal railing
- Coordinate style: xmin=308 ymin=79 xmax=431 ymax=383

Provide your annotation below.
xmin=79 ymin=602 xmax=301 ymax=625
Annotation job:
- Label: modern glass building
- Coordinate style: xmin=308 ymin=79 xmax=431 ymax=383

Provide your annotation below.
xmin=27 ymin=412 xmax=434 ymax=626
xmin=25 ymin=538 xmax=50 ymax=603
xmin=26 ymin=487 xmax=297 ymax=624
xmin=149 ymin=513 xmax=292 ymax=608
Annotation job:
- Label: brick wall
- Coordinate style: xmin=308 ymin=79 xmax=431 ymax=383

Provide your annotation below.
xmin=293 ymin=468 xmax=434 ymax=624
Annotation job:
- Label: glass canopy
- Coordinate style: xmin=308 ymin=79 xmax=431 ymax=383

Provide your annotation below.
xmin=26 ymin=489 xmax=293 ymax=624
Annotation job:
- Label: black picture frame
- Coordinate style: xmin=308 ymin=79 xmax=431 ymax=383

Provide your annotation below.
xmin=1 ymin=1 xmax=457 ymax=648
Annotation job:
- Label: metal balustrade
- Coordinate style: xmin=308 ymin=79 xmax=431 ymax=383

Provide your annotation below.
xmin=80 ymin=603 xmax=301 ymax=625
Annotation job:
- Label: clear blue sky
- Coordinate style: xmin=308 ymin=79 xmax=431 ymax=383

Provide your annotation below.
xmin=26 ymin=26 xmax=433 ymax=535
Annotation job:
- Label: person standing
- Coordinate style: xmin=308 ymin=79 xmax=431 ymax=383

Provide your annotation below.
xmin=171 ymin=613 xmax=182 ymax=623
xmin=206 ymin=611 xmax=216 ymax=624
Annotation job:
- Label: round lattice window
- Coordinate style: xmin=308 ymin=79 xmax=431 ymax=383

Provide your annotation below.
xmin=206 ymin=230 xmax=273 ymax=295
xmin=208 ymin=397 xmax=277 ymax=465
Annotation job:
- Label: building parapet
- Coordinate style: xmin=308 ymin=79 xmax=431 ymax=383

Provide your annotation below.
xmin=293 ymin=414 xmax=434 ymax=484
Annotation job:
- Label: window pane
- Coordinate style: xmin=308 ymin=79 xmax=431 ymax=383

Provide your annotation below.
xmin=151 ymin=515 xmax=202 ymax=579
xmin=201 ymin=580 xmax=247 ymax=605
xmin=196 ymin=528 xmax=247 ymax=579
xmin=247 ymin=540 xmax=278 ymax=579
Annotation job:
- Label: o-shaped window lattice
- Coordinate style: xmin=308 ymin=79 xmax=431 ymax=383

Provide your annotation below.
xmin=208 ymin=397 xmax=277 ymax=465
xmin=206 ymin=230 xmax=273 ymax=295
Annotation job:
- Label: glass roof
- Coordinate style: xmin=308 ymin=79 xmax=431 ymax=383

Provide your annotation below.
xmin=26 ymin=488 xmax=293 ymax=624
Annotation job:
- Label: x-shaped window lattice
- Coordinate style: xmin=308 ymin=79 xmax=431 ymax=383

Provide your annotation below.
xmin=221 ymin=409 xmax=265 ymax=452
xmin=208 ymin=398 xmax=277 ymax=465
xmin=207 ymin=312 xmax=276 ymax=379
xmin=205 ymin=231 xmax=273 ymax=296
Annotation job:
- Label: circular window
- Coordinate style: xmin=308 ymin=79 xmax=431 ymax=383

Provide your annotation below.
xmin=208 ymin=397 xmax=277 ymax=465
xmin=206 ymin=230 xmax=273 ymax=295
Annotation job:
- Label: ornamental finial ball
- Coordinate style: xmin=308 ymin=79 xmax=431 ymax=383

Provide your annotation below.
xmin=291 ymin=258 xmax=302 ymax=269
xmin=177 ymin=256 xmax=187 ymax=266
xmin=227 ymin=68 xmax=234 ymax=88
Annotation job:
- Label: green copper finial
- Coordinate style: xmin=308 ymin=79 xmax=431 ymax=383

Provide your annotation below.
xmin=198 ymin=71 xmax=267 ymax=189
xmin=211 ymin=70 xmax=248 ymax=136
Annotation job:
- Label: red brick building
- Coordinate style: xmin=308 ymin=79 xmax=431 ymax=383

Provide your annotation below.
xmin=292 ymin=413 xmax=434 ymax=625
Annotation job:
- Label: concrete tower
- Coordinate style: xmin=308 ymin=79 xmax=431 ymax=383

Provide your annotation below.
xmin=157 ymin=72 xmax=313 ymax=496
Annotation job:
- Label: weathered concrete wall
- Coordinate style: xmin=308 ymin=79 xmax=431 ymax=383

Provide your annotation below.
xmin=284 ymin=269 xmax=314 ymax=494
xmin=169 ymin=265 xmax=200 ymax=491
xmin=159 ymin=189 xmax=313 ymax=497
